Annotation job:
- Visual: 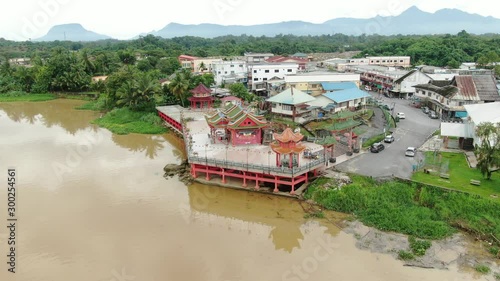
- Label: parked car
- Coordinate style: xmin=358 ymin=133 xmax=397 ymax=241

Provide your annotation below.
xmin=405 ymin=147 xmax=416 ymax=157
xmin=384 ymin=135 xmax=395 ymax=143
xmin=396 ymin=112 xmax=405 ymax=119
xmin=429 ymin=111 xmax=439 ymax=119
xmin=422 ymin=107 xmax=430 ymax=114
xmin=370 ymin=142 xmax=385 ymax=153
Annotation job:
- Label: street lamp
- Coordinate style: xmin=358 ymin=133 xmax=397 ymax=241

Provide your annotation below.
xmin=268 ymin=150 xmax=272 ymax=174
xmin=246 ymin=147 xmax=250 ymax=171
xmin=225 ymin=144 xmax=229 ymax=165
xmin=205 ymin=143 xmax=209 ymax=165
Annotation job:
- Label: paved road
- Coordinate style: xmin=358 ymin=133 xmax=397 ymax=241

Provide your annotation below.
xmin=335 ymin=95 xmax=441 ymax=179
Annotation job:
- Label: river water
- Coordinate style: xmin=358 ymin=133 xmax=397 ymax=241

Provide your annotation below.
xmin=0 ymin=100 xmax=487 ymax=281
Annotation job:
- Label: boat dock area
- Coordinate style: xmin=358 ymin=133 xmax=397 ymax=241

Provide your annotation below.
xmin=157 ymin=105 xmax=329 ymax=194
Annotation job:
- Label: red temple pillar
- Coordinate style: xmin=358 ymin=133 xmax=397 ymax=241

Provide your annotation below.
xmin=274 ymin=176 xmax=279 ymax=193
xmin=290 ymin=178 xmax=296 ymax=195
xmin=205 ymin=165 xmax=210 ymax=180
xmin=255 ymin=174 xmax=259 ymax=190
xmin=289 ymin=154 xmax=292 ymax=169
xmin=221 ymin=169 xmax=226 ymax=184
xmin=242 ymin=172 xmax=247 ymax=187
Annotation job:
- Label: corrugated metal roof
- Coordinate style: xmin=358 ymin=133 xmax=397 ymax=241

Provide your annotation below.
xmin=266 ymin=88 xmax=315 ymax=105
xmin=323 ymin=88 xmax=370 ymax=103
xmin=453 ymin=75 xmax=480 ymax=101
xmin=472 ymin=75 xmax=500 ymax=101
xmin=321 ymin=82 xmax=358 ymax=91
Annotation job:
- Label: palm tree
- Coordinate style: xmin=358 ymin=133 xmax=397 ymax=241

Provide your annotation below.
xmin=168 ymin=71 xmax=190 ymax=107
xmin=116 ymin=80 xmax=137 ymax=108
xmin=474 ymin=122 xmax=500 ymax=180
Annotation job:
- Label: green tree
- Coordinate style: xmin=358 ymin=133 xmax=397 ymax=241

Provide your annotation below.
xmin=157 ymin=57 xmax=181 ymax=75
xmin=116 ymin=73 xmax=160 ymax=111
xmin=168 ymin=70 xmax=190 ymax=107
xmin=474 ymin=122 xmax=500 ymax=180
xmin=229 ymin=83 xmax=251 ymax=101
xmin=118 ymin=50 xmax=137 ymax=65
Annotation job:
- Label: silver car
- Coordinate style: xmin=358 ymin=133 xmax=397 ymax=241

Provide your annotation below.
xmin=405 ymin=147 xmax=416 ymax=157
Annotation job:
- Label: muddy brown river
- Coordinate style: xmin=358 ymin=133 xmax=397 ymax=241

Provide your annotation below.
xmin=0 ymin=100 xmax=490 ymax=280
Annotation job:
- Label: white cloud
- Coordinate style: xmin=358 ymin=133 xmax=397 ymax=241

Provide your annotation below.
xmin=0 ymin=0 xmax=498 ymax=40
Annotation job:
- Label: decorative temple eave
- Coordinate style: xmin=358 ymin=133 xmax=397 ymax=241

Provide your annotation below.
xmin=273 ymin=128 xmax=304 ymax=143
xmin=270 ymin=142 xmax=306 ymax=154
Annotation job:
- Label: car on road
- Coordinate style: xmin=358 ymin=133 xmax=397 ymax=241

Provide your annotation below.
xmin=405 ymin=147 xmax=416 ymax=157
xmin=370 ymin=142 xmax=385 ymax=153
xmin=429 ymin=111 xmax=439 ymax=119
xmin=396 ymin=112 xmax=405 ymax=119
xmin=384 ymin=135 xmax=395 ymax=143
xmin=422 ymin=107 xmax=430 ymax=114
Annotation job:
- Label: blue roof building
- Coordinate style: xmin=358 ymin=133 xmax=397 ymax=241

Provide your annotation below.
xmin=323 ymin=88 xmax=370 ymax=104
xmin=320 ymin=82 xmax=358 ymax=92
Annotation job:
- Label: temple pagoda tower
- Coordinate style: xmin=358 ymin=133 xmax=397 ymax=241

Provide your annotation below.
xmin=188 ymin=83 xmax=214 ymax=109
xmin=270 ymin=128 xmax=307 ymax=194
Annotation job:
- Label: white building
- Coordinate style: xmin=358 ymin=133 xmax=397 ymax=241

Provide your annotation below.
xmin=244 ymin=53 xmax=274 ymax=63
xmin=440 ymin=102 xmax=500 ymax=149
xmin=333 ymin=56 xmax=411 ymax=70
xmin=212 ymin=61 xmax=247 ymax=85
xmin=248 ymin=63 xmax=299 ymax=92
xmin=391 ymin=70 xmax=432 ymax=98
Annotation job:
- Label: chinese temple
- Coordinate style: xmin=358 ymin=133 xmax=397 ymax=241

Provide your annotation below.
xmin=188 ymin=83 xmax=214 ymax=109
xmin=205 ymin=104 xmax=268 ymax=146
xmin=270 ymin=128 xmax=307 ymax=194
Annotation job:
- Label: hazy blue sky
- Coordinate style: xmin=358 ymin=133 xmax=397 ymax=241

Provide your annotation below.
xmin=1 ymin=0 xmax=498 ymax=40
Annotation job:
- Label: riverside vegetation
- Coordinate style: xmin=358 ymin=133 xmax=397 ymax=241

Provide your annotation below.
xmin=304 ymin=175 xmax=500 ymax=259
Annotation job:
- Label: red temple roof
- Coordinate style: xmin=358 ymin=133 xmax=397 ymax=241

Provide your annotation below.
xmin=270 ymin=142 xmax=306 ymax=154
xmin=190 ymin=83 xmax=212 ymax=95
xmin=273 ymin=128 xmax=304 ymax=143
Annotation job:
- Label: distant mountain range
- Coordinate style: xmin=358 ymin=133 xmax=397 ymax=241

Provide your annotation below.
xmin=34 ymin=6 xmax=500 ymax=42
xmin=34 ymin=23 xmax=111 ymax=42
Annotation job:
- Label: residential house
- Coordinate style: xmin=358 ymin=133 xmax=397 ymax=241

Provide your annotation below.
xmin=212 ymin=60 xmax=247 ymax=86
xmin=284 ymin=72 xmax=361 ymax=96
xmin=346 ymin=65 xmax=408 ymax=95
xmin=307 ymin=84 xmax=370 ymax=114
xmin=266 ymin=88 xmax=316 ymax=123
xmin=244 ymin=52 xmax=274 ymax=63
xmin=248 ymin=62 xmax=299 ymax=93
xmin=391 ymin=70 xmax=432 ymax=98
xmin=178 ymin=55 xmax=197 ymax=70
xmin=440 ymin=102 xmax=500 ymax=149
xmin=267 ymin=83 xmax=370 ymax=123
xmin=266 ymin=56 xmax=308 ymax=70
xmin=414 ymin=74 xmax=500 ymax=118
xmin=178 ymin=55 xmax=222 ymax=73
xmin=193 ymin=58 xmax=223 ymax=74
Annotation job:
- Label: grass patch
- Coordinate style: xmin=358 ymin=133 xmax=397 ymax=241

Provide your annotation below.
xmin=412 ymin=152 xmax=500 ymax=201
xmin=0 ymin=92 xmax=56 ymax=102
xmin=92 ymin=108 xmax=167 ymax=135
xmin=398 ymin=250 xmax=415 ymax=261
xmin=362 ymin=133 xmax=385 ymax=148
xmin=408 ymin=236 xmax=431 ymax=256
xmin=489 ymin=246 xmax=499 ymax=256
xmin=495 ymin=272 xmax=500 ymax=280
xmin=304 ymin=211 xmax=325 ymax=219
xmin=306 ymin=175 xmax=500 ymax=242
xmin=475 ymin=264 xmax=491 ymax=274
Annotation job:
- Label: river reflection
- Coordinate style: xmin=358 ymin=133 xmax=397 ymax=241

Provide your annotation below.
xmin=0 ymin=99 xmax=100 ymax=135
xmin=0 ymin=100 xmax=490 ymax=281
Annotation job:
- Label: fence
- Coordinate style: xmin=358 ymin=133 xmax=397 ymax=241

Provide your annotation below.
xmin=187 ymin=154 xmax=326 ymax=177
